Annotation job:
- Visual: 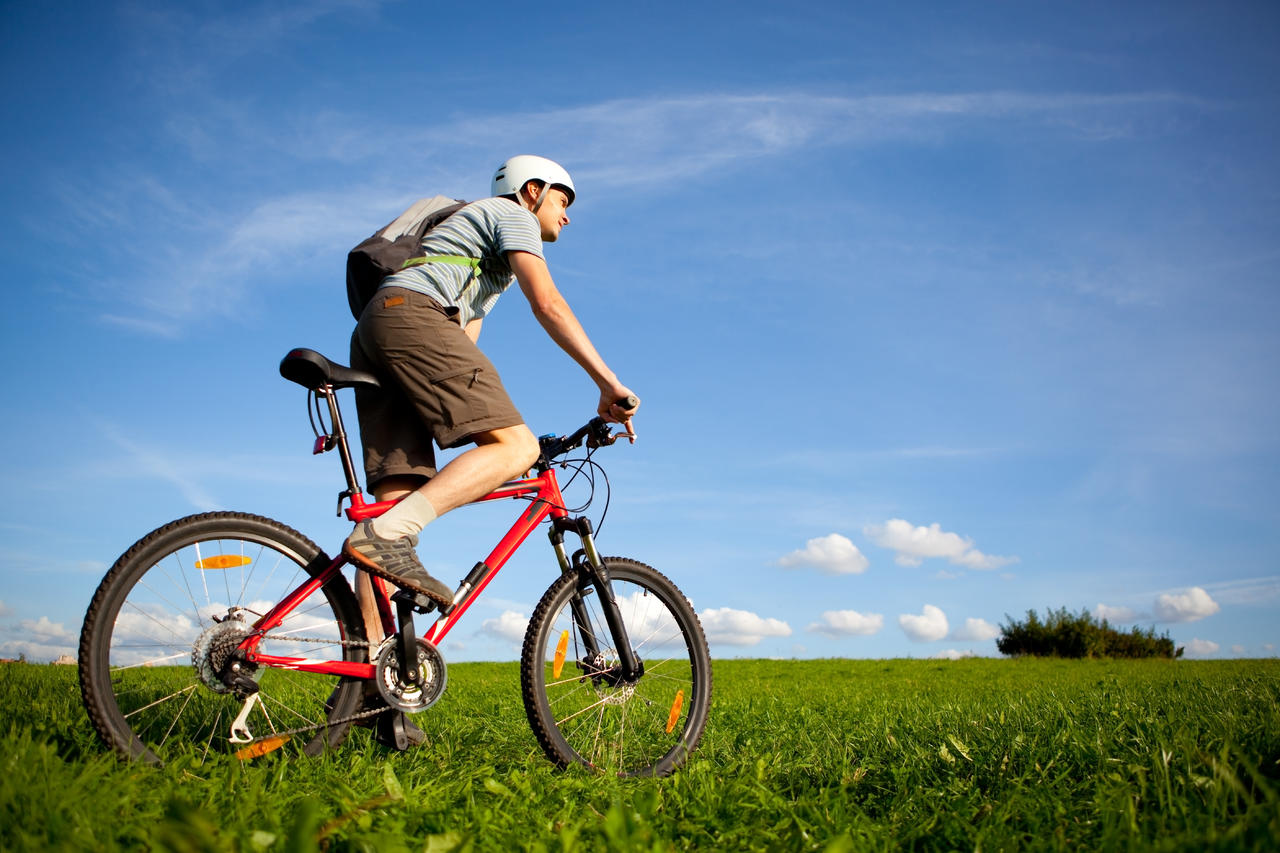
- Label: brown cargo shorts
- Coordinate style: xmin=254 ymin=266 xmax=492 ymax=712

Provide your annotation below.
xmin=350 ymin=287 xmax=524 ymax=489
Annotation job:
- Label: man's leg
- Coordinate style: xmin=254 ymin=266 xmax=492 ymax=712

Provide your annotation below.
xmin=416 ymin=424 xmax=541 ymax=517
xmin=345 ymin=424 xmax=540 ymax=604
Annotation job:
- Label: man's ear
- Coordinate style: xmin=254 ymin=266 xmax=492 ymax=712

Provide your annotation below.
xmin=522 ymin=180 xmax=546 ymax=209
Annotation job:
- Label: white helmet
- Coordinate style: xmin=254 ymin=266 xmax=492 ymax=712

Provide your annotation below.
xmin=492 ymin=155 xmax=576 ymax=206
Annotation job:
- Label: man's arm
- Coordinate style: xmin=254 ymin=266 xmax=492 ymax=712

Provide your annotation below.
xmin=507 ymin=250 xmax=638 ymax=436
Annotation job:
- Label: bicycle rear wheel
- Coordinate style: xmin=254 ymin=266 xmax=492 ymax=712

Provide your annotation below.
xmin=79 ymin=512 xmax=367 ymax=765
xmin=520 ymin=557 xmax=712 ymax=777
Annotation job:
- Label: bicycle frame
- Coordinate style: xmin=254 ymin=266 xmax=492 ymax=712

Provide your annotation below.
xmin=239 ymin=469 xmax=575 ymax=678
xmin=235 ymin=375 xmax=640 ymax=686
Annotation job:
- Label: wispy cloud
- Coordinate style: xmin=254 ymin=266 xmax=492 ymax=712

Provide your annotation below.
xmin=64 ymin=86 xmax=1211 ymax=334
xmin=97 ymin=423 xmax=222 ymax=511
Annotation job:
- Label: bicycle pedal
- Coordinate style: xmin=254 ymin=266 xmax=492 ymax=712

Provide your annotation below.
xmin=390 ymin=589 xmax=442 ymax=615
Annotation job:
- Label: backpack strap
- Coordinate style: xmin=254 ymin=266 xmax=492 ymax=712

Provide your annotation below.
xmin=401 ymin=255 xmax=486 ymax=303
xmin=400 ymin=255 xmax=480 ymax=272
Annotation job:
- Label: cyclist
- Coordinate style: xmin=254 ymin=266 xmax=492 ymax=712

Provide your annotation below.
xmin=346 ymin=155 xmax=638 ymax=617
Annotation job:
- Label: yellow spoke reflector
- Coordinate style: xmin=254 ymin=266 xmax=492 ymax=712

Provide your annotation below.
xmin=665 ymin=689 xmax=685 ymax=734
xmin=235 ymin=734 xmax=290 ymax=760
xmin=552 ymin=630 xmax=570 ymax=678
xmin=195 ymin=555 xmax=252 ymax=570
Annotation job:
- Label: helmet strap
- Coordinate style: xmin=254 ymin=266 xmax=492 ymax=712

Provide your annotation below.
xmin=527 ymin=180 xmax=549 ymax=213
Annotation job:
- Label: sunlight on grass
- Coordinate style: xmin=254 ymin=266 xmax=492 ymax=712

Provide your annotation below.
xmin=2 ymin=658 xmax=1278 ymax=850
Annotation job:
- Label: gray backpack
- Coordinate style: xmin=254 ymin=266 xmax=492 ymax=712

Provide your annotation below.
xmin=345 ymin=195 xmax=479 ymax=320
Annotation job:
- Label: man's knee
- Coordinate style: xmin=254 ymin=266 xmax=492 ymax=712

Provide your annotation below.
xmin=476 ymin=425 xmax=540 ymax=473
xmin=507 ymin=426 xmax=541 ymax=472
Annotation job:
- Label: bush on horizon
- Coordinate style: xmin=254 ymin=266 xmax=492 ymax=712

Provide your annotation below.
xmin=997 ymin=606 xmax=1182 ymax=659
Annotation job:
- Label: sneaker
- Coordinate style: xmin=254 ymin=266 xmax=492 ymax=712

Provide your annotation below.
xmin=343 ymin=521 xmax=454 ymax=607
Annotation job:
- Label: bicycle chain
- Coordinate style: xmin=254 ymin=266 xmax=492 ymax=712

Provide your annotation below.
xmin=252 ymin=630 xmax=374 ymax=649
xmin=233 ymin=630 xmax=389 ymax=747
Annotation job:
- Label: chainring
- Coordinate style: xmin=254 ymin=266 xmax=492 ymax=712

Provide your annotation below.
xmin=373 ymin=637 xmax=447 ymax=712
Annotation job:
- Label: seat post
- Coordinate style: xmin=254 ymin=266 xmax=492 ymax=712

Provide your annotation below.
xmin=319 ymin=385 xmax=364 ymax=505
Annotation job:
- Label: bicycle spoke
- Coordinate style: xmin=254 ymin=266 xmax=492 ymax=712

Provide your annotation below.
xmin=81 ymin=514 xmax=365 ymax=766
xmin=522 ymin=559 xmax=710 ymax=777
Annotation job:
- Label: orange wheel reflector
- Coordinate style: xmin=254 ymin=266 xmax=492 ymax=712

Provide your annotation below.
xmin=665 ymin=689 xmax=685 ymax=734
xmin=552 ymin=630 xmax=569 ymax=679
xmin=195 ymin=555 xmax=252 ymax=570
xmin=235 ymin=734 xmax=290 ymax=760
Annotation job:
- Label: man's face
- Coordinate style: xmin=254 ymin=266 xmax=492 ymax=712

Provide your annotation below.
xmin=535 ymin=187 xmax=572 ymax=242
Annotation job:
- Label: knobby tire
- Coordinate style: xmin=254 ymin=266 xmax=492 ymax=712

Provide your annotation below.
xmin=519 ymin=557 xmax=712 ymax=777
xmin=78 ymin=512 xmax=367 ymax=765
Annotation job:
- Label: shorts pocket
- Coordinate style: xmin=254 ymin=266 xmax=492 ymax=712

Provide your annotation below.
xmin=429 ymin=366 xmax=491 ymax=433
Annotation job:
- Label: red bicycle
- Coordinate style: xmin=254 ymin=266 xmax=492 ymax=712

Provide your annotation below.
xmin=78 ymin=348 xmax=712 ymax=777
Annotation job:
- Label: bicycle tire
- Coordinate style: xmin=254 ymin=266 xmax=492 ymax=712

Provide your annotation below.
xmin=78 ymin=512 xmax=367 ymax=765
xmin=520 ymin=557 xmax=712 ymax=777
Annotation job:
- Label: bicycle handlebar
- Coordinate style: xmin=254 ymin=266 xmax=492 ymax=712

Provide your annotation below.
xmin=538 ymin=396 xmax=638 ymax=461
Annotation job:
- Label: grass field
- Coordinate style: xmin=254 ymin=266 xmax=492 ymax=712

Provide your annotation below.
xmin=2 ymin=657 xmax=1277 ymax=851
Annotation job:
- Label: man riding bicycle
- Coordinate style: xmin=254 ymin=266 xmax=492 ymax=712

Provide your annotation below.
xmin=345 ymin=155 xmax=638 ymax=623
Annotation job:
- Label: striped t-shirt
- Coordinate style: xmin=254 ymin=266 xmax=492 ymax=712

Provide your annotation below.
xmin=379 ymin=196 xmax=544 ymax=326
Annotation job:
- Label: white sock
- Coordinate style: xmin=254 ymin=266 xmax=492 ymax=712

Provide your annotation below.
xmin=370 ymin=491 xmax=438 ymax=540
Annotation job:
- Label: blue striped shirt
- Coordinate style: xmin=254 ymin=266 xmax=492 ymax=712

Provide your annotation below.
xmin=380 ymin=197 xmax=544 ymax=326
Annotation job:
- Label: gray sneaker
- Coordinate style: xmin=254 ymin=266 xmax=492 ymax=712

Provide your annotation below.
xmin=343 ymin=521 xmax=453 ymax=607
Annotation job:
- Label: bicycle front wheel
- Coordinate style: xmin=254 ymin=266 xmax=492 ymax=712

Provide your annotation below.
xmin=520 ymin=557 xmax=712 ymax=777
xmin=78 ymin=512 xmax=367 ymax=765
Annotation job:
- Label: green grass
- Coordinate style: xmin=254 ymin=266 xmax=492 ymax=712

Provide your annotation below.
xmin=2 ymin=658 xmax=1278 ymax=851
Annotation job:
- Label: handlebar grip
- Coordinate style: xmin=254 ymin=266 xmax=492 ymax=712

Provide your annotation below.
xmin=617 ymin=395 xmax=639 ymax=410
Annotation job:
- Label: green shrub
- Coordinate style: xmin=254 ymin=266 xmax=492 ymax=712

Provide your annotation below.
xmin=997 ymin=607 xmax=1182 ymax=658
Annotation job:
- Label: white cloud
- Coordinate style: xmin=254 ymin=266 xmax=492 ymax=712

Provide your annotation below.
xmin=1093 ymin=603 xmax=1138 ymax=622
xmin=20 ymin=616 xmax=72 ymax=641
xmin=1154 ymin=587 xmax=1220 ymax=623
xmin=778 ymin=534 xmax=869 ymax=575
xmin=933 ymin=649 xmax=976 ymax=660
xmin=864 ymin=519 xmax=1017 ymax=570
xmin=1183 ymin=638 xmax=1220 ymax=658
xmin=481 ymin=610 xmax=528 ymax=643
xmin=700 ymin=608 xmax=792 ymax=647
xmin=807 ymin=610 xmax=884 ymax=638
xmin=1231 ymin=644 xmax=1245 ymax=656
xmin=899 ymin=604 xmax=949 ymax=642
xmin=0 ymin=639 xmax=76 ymax=662
xmin=950 ymin=617 xmax=1000 ymax=642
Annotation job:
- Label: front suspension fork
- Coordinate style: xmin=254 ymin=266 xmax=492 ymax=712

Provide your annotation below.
xmin=550 ymin=518 xmax=643 ymax=683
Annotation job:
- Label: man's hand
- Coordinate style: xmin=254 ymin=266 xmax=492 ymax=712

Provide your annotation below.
xmin=600 ymin=389 xmax=639 ymax=443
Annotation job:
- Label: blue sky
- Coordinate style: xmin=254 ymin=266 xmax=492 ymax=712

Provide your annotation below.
xmin=2 ymin=1 xmax=1277 ymax=662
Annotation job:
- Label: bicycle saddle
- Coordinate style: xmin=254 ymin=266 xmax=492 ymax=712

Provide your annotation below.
xmin=279 ymin=348 xmax=381 ymax=391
